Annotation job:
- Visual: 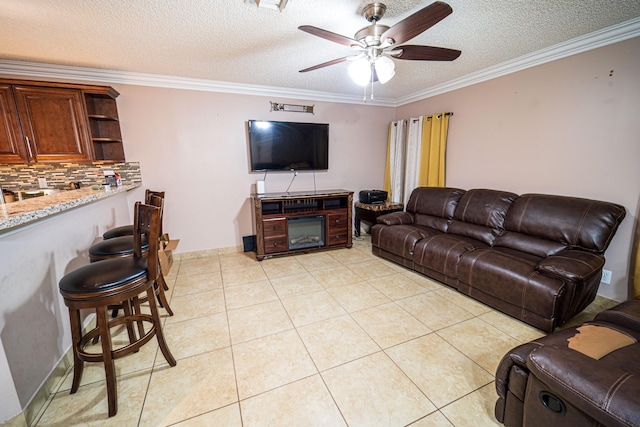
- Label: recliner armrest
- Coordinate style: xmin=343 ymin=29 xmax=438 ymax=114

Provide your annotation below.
xmin=594 ymin=300 xmax=640 ymax=333
xmin=376 ymin=211 xmax=414 ymax=225
xmin=527 ymin=346 xmax=640 ymax=427
xmin=536 ymin=249 xmax=604 ymax=282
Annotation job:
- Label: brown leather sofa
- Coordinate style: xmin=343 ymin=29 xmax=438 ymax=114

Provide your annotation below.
xmin=370 ymin=187 xmax=625 ymax=332
xmin=494 ymin=300 xmax=640 ymax=427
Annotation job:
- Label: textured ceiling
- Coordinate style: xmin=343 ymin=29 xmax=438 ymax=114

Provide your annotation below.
xmin=1 ymin=0 xmax=640 ymax=102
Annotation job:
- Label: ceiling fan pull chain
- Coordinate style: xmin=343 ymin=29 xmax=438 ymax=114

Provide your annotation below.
xmin=370 ymin=64 xmax=375 ymax=101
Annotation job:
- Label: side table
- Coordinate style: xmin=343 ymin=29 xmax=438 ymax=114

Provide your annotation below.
xmin=354 ymin=202 xmax=404 ymax=237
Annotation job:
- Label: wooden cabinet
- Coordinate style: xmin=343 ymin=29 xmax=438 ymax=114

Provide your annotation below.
xmin=0 ymin=79 xmax=125 ymax=163
xmin=13 ymin=85 xmax=92 ymax=163
xmin=252 ymin=190 xmax=353 ymax=260
xmin=0 ymin=85 xmax=26 ymax=163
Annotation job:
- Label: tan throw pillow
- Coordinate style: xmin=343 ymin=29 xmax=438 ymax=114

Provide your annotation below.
xmin=567 ymin=324 xmax=637 ymax=360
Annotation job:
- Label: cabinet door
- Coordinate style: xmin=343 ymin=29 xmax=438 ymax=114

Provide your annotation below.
xmin=0 ymin=85 xmax=27 ymax=163
xmin=13 ymin=86 xmax=93 ymax=162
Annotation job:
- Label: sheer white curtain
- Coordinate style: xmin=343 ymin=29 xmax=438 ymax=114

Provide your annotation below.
xmin=385 ymin=120 xmax=406 ymax=204
xmin=403 ymin=117 xmax=423 ymax=205
xmin=384 ymin=112 xmax=451 ymax=206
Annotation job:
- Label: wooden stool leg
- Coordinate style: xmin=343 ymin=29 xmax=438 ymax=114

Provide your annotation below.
xmin=121 ymin=300 xmax=138 ymax=344
xmin=156 ymin=273 xmax=174 ymax=316
xmin=68 ymin=308 xmax=84 ymax=394
xmin=96 ymin=306 xmax=118 ymax=417
xmin=132 ymin=295 xmax=146 ymax=338
xmin=147 ymin=286 xmax=176 ymax=367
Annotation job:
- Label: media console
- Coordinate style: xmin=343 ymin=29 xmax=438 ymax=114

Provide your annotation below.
xmin=251 ymin=190 xmax=353 ymax=261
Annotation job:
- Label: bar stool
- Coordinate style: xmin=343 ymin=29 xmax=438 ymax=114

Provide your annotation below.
xmin=59 ymin=202 xmax=176 ymax=417
xmin=102 ymin=190 xmax=164 ymax=240
xmin=89 ymin=194 xmax=173 ymax=316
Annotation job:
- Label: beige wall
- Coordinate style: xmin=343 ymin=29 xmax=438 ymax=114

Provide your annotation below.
xmin=2 ymin=37 xmax=637 ymax=302
xmin=397 ymin=36 xmax=640 ymax=301
xmin=113 ymin=87 xmax=395 ymax=253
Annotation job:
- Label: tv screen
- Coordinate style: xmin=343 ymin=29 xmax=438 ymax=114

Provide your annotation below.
xmin=248 ymin=120 xmax=329 ymax=172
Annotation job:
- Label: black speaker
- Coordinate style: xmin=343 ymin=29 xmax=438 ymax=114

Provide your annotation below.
xmin=243 ymin=235 xmax=256 ymax=252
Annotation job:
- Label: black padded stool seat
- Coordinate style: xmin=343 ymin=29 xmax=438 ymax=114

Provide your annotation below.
xmin=102 ymin=224 xmax=134 ymax=240
xmin=89 ymin=235 xmax=149 ymax=261
xmin=59 ymin=257 xmax=147 ymax=294
xmin=59 ymin=202 xmax=175 ymax=417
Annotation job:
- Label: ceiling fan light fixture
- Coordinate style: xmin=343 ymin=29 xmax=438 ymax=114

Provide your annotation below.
xmin=349 ymin=57 xmax=372 ymax=86
xmin=374 ymin=56 xmax=395 ymax=84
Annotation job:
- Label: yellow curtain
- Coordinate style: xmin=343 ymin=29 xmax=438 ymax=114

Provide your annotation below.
xmin=383 ymin=121 xmax=393 ymax=200
xmin=418 ymin=112 xmax=450 ymax=187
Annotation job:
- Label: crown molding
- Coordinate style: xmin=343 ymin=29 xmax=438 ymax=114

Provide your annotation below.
xmin=0 ymin=59 xmax=397 ymax=107
xmin=395 ymin=16 xmax=640 ymax=106
xmin=0 ymin=17 xmax=638 ymax=108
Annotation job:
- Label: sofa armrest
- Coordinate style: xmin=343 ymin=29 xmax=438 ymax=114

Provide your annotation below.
xmin=527 ymin=346 xmax=640 ymax=427
xmin=376 ymin=211 xmax=414 ymax=225
xmin=536 ymin=249 xmax=604 ymax=282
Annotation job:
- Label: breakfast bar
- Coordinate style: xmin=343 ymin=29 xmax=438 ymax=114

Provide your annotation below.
xmin=0 ymin=183 xmax=143 ymax=423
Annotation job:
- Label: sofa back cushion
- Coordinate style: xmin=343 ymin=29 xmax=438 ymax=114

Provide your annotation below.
xmin=406 ymin=187 xmax=465 ymax=233
xmin=448 ymin=189 xmax=518 ymax=245
xmin=503 ymin=194 xmax=626 ymax=253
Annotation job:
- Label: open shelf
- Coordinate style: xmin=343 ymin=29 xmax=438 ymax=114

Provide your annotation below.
xmin=84 ymin=90 xmax=124 ymax=161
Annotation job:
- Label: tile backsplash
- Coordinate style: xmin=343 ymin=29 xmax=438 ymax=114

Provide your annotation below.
xmin=0 ymin=162 xmax=142 ymax=192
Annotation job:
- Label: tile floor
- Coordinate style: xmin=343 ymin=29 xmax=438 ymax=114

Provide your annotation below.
xmin=33 ymin=236 xmax=614 ymax=426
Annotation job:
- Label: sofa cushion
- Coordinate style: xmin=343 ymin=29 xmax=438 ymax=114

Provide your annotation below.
xmin=504 ymin=194 xmax=626 ymax=253
xmin=449 ymin=189 xmax=518 ymax=245
xmin=494 ymin=231 xmax=566 ymax=258
xmin=405 ymin=187 xmax=465 ymax=233
xmin=371 ymin=224 xmax=440 ymax=260
xmin=457 ymin=247 xmax=564 ymax=319
xmin=413 ymin=234 xmax=487 ymax=278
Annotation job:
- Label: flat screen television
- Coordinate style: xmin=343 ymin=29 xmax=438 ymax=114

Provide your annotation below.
xmin=248 ymin=120 xmax=329 ymax=172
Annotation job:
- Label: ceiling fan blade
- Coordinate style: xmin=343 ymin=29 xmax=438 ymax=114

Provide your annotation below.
xmin=299 ymin=57 xmax=351 ymax=73
xmin=391 ymin=45 xmax=461 ymax=61
xmin=298 ymin=25 xmax=362 ymax=48
xmin=383 ymin=1 xmax=453 ymax=46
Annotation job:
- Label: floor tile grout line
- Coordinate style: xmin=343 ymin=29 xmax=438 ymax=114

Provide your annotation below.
xmin=219 ymin=260 xmax=245 ymax=427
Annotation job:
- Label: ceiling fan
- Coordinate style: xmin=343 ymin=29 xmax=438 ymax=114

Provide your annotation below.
xmin=298 ymin=1 xmax=461 ymax=88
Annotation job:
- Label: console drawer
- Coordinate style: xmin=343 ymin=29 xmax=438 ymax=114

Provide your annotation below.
xmin=263 ymin=218 xmax=287 ymax=238
xmin=327 ymin=213 xmax=348 ymax=245
xmin=264 ymin=236 xmax=287 ymax=254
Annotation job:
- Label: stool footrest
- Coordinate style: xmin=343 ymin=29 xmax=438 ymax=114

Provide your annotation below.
xmin=77 ymin=314 xmax=156 ymax=362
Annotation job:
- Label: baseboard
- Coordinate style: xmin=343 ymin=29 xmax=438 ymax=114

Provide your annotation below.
xmin=174 ymin=245 xmax=243 ymax=260
xmin=21 ymin=347 xmax=74 ymax=426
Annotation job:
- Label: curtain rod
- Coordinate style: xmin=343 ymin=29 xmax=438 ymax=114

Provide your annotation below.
xmin=409 ymin=112 xmax=454 ymax=123
xmin=425 ymin=112 xmax=453 ymax=121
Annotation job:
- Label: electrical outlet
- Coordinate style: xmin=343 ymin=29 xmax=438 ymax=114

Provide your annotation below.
xmin=601 ymin=269 xmax=612 ymax=284
xmin=38 ymin=178 xmax=48 ymax=188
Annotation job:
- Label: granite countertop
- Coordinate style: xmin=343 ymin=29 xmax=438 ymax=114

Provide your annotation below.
xmin=0 ymin=183 xmax=140 ymax=233
xmin=355 ymin=201 xmax=403 ymax=211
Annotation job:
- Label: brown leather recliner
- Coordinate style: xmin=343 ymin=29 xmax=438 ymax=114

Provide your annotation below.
xmin=495 ymin=300 xmax=640 ymax=427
